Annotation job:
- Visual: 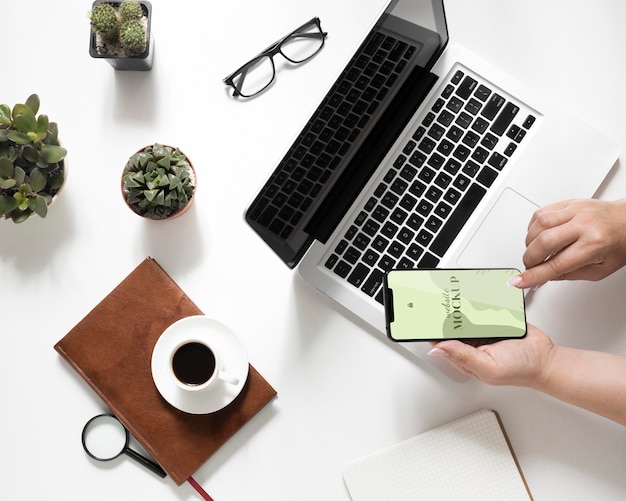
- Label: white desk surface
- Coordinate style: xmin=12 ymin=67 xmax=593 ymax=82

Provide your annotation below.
xmin=2 ymin=0 xmax=626 ymax=499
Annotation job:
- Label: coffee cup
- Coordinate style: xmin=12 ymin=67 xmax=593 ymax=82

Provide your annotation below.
xmin=169 ymin=339 xmax=239 ymax=392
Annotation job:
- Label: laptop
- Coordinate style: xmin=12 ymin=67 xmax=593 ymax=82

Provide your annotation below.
xmin=245 ymin=0 xmax=620 ymax=381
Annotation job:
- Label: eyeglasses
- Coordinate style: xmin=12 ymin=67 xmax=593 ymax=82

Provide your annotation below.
xmin=223 ymin=17 xmax=328 ymax=98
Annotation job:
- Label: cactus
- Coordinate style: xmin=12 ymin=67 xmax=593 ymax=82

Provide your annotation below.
xmin=90 ymin=3 xmax=119 ymax=42
xmin=119 ymin=1 xmax=143 ymax=23
xmin=89 ymin=1 xmax=148 ymax=55
xmin=119 ymin=20 xmax=146 ymax=52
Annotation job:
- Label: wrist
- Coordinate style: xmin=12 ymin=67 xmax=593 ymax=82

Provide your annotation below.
xmin=527 ymin=342 xmax=561 ymax=392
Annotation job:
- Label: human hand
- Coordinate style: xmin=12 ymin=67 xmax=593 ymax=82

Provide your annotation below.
xmin=508 ymin=198 xmax=626 ymax=289
xmin=428 ymin=324 xmax=556 ymax=387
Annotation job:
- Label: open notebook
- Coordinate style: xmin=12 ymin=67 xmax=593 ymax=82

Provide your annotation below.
xmin=343 ymin=409 xmax=532 ymax=500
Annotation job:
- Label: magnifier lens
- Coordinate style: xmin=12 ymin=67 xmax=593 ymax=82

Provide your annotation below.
xmin=83 ymin=414 xmax=128 ymax=460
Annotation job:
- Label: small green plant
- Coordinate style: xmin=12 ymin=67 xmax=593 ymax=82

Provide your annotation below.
xmin=0 ymin=94 xmax=67 ymax=223
xmin=90 ymin=1 xmax=147 ymax=55
xmin=118 ymin=0 xmax=143 ymax=22
xmin=122 ymin=144 xmax=195 ymax=219
xmin=90 ymin=3 xmax=119 ymax=42
xmin=120 ymin=19 xmax=146 ymax=51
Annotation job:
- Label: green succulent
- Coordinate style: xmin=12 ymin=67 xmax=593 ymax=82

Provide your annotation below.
xmin=122 ymin=144 xmax=195 ymax=219
xmin=90 ymin=3 xmax=119 ymax=42
xmin=119 ymin=1 xmax=143 ymax=23
xmin=119 ymin=20 xmax=146 ymax=52
xmin=0 ymin=94 xmax=67 ymax=223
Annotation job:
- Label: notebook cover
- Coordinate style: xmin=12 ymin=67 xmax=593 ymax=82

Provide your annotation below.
xmin=54 ymin=257 xmax=277 ymax=485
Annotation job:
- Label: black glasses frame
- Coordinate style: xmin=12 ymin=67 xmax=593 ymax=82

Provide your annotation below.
xmin=223 ymin=17 xmax=328 ymax=98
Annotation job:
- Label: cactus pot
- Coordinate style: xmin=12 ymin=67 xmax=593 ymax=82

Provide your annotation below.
xmin=89 ymin=1 xmax=154 ymax=71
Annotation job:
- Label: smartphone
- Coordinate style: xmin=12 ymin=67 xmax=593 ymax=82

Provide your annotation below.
xmin=383 ymin=268 xmax=527 ymax=342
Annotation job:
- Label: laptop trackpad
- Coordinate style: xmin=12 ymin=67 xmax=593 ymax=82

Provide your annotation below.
xmin=456 ymin=188 xmax=539 ymax=271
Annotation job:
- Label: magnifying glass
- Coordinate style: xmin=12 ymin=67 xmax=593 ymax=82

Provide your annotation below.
xmin=81 ymin=413 xmax=214 ymax=500
xmin=81 ymin=413 xmax=166 ymax=478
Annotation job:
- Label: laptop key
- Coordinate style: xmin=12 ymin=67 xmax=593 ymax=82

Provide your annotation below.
xmin=490 ymin=102 xmax=520 ymax=136
xmin=456 ymin=76 xmax=478 ymax=99
xmin=430 ymin=183 xmax=487 ymax=257
xmin=333 ymin=260 xmax=352 ymax=278
xmin=348 ymin=263 xmax=369 ymax=287
xmin=362 ymin=269 xmax=384 ymax=297
xmin=481 ymin=94 xmax=505 ymax=120
xmin=418 ymin=252 xmax=440 ymax=268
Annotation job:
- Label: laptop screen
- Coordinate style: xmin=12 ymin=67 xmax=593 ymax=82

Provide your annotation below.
xmin=246 ymin=0 xmax=449 ymax=267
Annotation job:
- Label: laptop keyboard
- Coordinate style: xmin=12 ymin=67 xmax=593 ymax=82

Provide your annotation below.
xmin=248 ymin=31 xmax=417 ymax=240
xmin=324 ymin=66 xmax=538 ymax=304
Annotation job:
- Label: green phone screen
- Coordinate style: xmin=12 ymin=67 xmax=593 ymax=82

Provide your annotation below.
xmin=385 ymin=268 xmax=527 ymax=341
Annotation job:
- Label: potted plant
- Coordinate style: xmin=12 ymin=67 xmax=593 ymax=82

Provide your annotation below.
xmin=0 ymin=94 xmax=67 ymax=223
xmin=89 ymin=1 xmax=154 ymax=71
xmin=121 ymin=143 xmax=196 ymax=220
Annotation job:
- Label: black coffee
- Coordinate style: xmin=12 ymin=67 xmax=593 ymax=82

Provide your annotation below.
xmin=171 ymin=342 xmax=216 ymax=386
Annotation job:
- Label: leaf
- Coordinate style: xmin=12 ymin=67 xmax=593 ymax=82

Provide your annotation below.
xmin=25 ymin=94 xmax=40 ymax=115
xmin=143 ymin=189 xmax=159 ymax=202
xmin=146 ymin=176 xmax=159 ymax=190
xmin=156 ymin=156 xmax=171 ymax=169
xmin=0 ymin=105 xmax=10 ymax=125
xmin=168 ymin=174 xmax=181 ymax=191
xmin=16 ymin=195 xmax=29 ymax=211
xmin=29 ymin=168 xmax=47 ymax=193
xmin=49 ymin=173 xmax=64 ymax=191
xmin=14 ymin=166 xmax=26 ymax=185
xmin=0 ymin=178 xmax=16 ymax=190
xmin=0 ymin=157 xmax=13 ymax=177
xmin=7 ymin=130 xmax=32 ymax=145
xmin=28 ymin=195 xmax=48 ymax=218
xmin=40 ymin=144 xmax=67 ymax=163
xmin=12 ymin=209 xmax=32 ymax=223
xmin=21 ymin=144 xmax=39 ymax=163
xmin=154 ymin=190 xmax=165 ymax=206
xmin=36 ymin=114 xmax=49 ymax=135
xmin=14 ymin=112 xmax=37 ymax=134
xmin=12 ymin=103 xmax=32 ymax=119
xmin=0 ymin=195 xmax=18 ymax=215
xmin=45 ymin=121 xmax=58 ymax=145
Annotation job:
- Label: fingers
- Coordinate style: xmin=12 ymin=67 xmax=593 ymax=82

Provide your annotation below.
xmin=428 ymin=340 xmax=495 ymax=382
xmin=524 ymin=206 xmax=576 ymax=267
xmin=516 ymin=200 xmax=600 ymax=288
xmin=514 ymin=247 xmax=606 ymax=288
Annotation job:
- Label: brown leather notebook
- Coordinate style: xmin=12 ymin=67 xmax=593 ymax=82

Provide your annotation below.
xmin=54 ymin=257 xmax=277 ymax=485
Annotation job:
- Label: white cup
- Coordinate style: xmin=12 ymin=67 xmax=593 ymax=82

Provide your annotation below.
xmin=169 ymin=339 xmax=239 ymax=392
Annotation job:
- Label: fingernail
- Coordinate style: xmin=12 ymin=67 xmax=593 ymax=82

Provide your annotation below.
xmin=427 ymin=347 xmax=449 ymax=357
xmin=507 ymin=275 xmax=523 ymax=287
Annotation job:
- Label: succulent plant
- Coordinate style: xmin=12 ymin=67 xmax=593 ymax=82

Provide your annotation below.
xmin=90 ymin=3 xmax=119 ymax=42
xmin=122 ymin=144 xmax=195 ymax=219
xmin=119 ymin=19 xmax=146 ymax=52
xmin=119 ymin=1 xmax=143 ymax=23
xmin=0 ymin=94 xmax=67 ymax=223
xmin=89 ymin=1 xmax=148 ymax=55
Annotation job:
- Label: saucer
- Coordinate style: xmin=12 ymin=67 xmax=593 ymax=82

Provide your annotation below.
xmin=151 ymin=316 xmax=249 ymax=414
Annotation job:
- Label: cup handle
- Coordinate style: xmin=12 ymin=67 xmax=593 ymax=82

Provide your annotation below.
xmin=218 ymin=371 xmax=239 ymax=386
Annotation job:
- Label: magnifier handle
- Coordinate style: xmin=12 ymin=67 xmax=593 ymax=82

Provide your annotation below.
xmin=124 ymin=448 xmax=167 ymax=478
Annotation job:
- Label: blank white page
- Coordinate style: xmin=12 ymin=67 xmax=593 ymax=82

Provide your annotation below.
xmin=343 ymin=409 xmax=532 ymax=500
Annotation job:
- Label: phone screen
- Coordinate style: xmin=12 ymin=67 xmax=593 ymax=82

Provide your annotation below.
xmin=384 ymin=268 xmax=527 ymax=341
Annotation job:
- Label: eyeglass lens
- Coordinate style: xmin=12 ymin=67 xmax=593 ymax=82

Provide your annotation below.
xmin=229 ymin=19 xmax=325 ymax=98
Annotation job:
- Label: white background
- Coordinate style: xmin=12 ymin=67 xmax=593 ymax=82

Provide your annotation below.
xmin=2 ymin=0 xmax=626 ymax=499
